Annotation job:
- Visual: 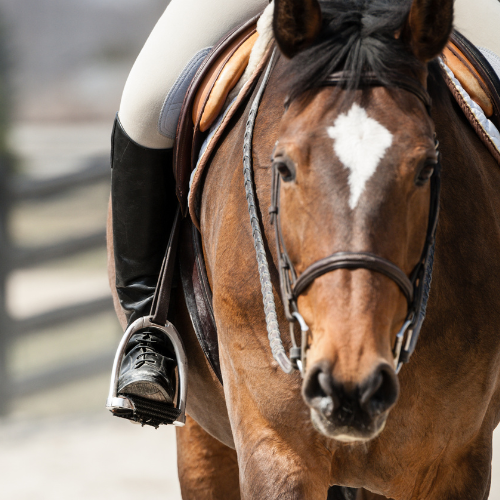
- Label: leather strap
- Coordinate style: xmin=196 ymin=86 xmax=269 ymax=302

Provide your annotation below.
xmin=293 ymin=252 xmax=414 ymax=304
xmin=150 ymin=207 xmax=182 ymax=326
xmin=323 ymin=71 xmax=432 ymax=115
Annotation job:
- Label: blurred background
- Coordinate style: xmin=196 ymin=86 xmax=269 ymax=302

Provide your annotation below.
xmin=0 ymin=1 xmax=498 ymax=499
xmin=0 ymin=0 xmax=180 ymax=498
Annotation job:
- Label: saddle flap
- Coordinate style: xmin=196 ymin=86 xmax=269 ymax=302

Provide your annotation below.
xmin=443 ymin=44 xmax=493 ymax=116
xmin=174 ymin=15 xmax=260 ymax=215
xmin=441 ymin=30 xmax=500 ymax=163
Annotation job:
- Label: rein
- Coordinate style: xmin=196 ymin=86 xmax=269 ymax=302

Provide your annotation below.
xmin=243 ymin=49 xmax=294 ymax=374
xmin=244 ymin=51 xmax=441 ymax=376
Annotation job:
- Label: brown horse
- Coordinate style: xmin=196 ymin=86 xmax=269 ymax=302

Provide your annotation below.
xmin=108 ymin=0 xmax=500 ymax=498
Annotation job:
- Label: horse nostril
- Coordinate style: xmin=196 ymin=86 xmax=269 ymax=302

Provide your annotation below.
xmin=304 ymin=363 xmax=399 ymax=423
xmin=318 ymin=371 xmax=334 ymax=397
xmin=360 ymin=364 xmax=399 ymax=417
xmin=303 ymin=364 xmax=340 ymax=415
xmin=304 ymin=365 xmax=327 ymax=401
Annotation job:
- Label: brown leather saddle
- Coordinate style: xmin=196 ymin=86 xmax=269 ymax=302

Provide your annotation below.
xmin=174 ymin=14 xmax=260 ymax=216
xmin=173 ymin=24 xmax=500 ymax=386
xmin=442 ymin=31 xmax=500 ymax=163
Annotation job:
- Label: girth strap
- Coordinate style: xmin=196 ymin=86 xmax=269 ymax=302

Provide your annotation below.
xmin=293 ymin=252 xmax=414 ymax=304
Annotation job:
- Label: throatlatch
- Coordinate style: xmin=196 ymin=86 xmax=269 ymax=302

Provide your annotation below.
xmin=106 ymin=208 xmax=188 ymax=427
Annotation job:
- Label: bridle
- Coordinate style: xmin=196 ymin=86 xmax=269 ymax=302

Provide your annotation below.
xmin=243 ymin=50 xmax=441 ymax=376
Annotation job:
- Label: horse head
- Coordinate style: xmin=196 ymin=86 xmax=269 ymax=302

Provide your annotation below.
xmin=271 ymin=0 xmax=452 ymax=442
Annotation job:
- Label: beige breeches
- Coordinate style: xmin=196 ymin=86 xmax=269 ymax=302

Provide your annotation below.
xmin=119 ymin=0 xmax=500 ymax=149
xmin=119 ymin=0 xmax=268 ymax=149
xmin=454 ymin=0 xmax=500 ymax=56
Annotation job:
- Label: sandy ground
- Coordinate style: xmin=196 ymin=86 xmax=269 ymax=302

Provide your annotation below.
xmin=0 ymin=409 xmax=499 ymax=500
xmin=0 ymin=413 xmax=182 ymax=500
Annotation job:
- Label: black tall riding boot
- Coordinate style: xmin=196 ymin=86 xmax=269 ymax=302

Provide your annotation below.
xmin=111 ymin=116 xmax=177 ymax=404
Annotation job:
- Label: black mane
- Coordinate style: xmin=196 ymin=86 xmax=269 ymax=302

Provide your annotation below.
xmin=286 ymin=0 xmax=423 ymax=102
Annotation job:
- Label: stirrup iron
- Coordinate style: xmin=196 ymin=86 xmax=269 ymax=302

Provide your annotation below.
xmin=106 ymin=315 xmax=187 ymax=427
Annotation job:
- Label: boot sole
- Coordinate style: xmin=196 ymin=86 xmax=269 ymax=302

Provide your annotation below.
xmin=119 ymin=380 xmax=173 ymax=404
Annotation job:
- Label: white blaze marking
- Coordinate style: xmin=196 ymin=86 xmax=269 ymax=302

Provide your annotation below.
xmin=327 ymin=103 xmax=393 ymax=210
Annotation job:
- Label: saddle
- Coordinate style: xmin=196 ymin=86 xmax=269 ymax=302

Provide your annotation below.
xmin=173 ymin=21 xmax=500 ymax=386
xmin=175 ymin=14 xmax=261 ymax=215
xmin=441 ymin=31 xmax=500 ymax=163
xmin=172 ymin=8 xmax=277 ymax=382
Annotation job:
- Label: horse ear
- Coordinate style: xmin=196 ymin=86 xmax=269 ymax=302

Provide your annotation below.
xmin=272 ymin=0 xmax=322 ymax=59
xmin=402 ymin=0 xmax=454 ymax=62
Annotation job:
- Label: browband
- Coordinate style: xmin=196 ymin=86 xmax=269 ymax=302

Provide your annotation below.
xmin=323 ymin=71 xmax=432 ymax=115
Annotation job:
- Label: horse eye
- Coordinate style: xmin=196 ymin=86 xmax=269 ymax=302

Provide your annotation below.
xmin=273 ymin=159 xmax=296 ymax=182
xmin=415 ymin=160 xmax=436 ymax=186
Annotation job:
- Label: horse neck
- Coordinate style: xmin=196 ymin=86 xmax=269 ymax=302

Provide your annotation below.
xmin=418 ymin=63 xmax=500 ymax=363
xmin=430 ymin=62 xmax=500 ymax=271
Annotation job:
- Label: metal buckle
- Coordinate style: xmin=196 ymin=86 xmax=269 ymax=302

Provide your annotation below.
xmin=291 ymin=311 xmax=309 ymax=374
xmin=106 ymin=316 xmax=188 ymax=427
xmin=392 ymin=313 xmax=414 ymax=374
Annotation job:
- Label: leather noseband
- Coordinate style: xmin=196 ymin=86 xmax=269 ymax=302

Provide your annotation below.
xmin=293 ymin=252 xmax=414 ymax=304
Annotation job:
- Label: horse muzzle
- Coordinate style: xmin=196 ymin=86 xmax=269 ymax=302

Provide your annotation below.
xmin=302 ymin=360 xmax=399 ymax=441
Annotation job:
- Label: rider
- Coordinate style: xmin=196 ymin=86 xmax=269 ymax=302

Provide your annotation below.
xmin=112 ymin=0 xmax=268 ymax=404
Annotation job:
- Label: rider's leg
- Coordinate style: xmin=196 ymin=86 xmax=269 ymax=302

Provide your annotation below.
xmin=111 ymin=117 xmax=178 ymax=402
xmin=112 ymin=0 xmax=268 ymax=403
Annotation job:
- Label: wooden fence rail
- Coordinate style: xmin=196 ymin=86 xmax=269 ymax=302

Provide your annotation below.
xmin=0 ymin=155 xmax=115 ymax=414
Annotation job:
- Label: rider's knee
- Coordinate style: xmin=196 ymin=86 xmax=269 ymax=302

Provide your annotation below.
xmin=118 ymin=0 xmax=269 ymax=150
